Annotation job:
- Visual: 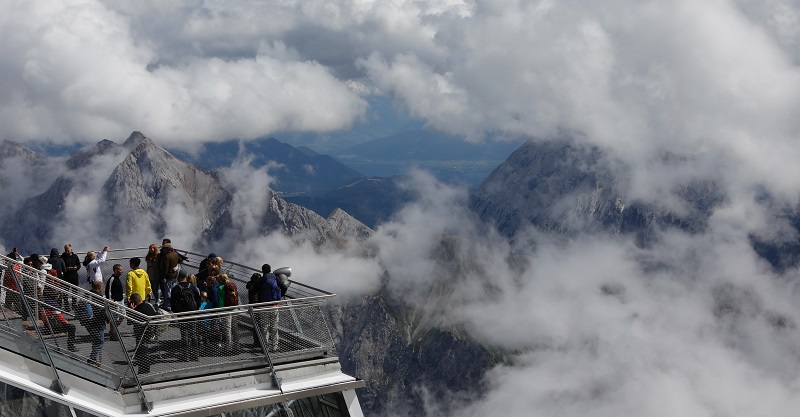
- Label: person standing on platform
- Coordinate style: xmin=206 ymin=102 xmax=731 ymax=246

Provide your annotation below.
xmin=61 ymin=244 xmax=81 ymax=312
xmin=105 ymin=264 xmax=125 ymax=340
xmin=171 ymin=273 xmax=201 ymax=361
xmin=84 ymin=246 xmax=109 ymax=285
xmin=130 ymin=293 xmax=157 ymax=374
xmin=144 ymin=244 xmax=161 ymax=307
xmin=126 ymin=257 xmax=151 ymax=303
xmin=84 ymin=280 xmax=109 ymax=366
xmin=159 ymin=243 xmax=181 ymax=311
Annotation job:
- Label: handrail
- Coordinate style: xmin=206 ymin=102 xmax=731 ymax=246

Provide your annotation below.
xmin=0 ymin=250 xmax=338 ymax=396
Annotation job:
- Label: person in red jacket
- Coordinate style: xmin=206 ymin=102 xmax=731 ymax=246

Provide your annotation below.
xmin=41 ymin=303 xmax=76 ymax=352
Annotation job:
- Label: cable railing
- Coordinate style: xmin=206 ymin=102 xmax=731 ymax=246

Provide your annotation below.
xmin=74 ymin=247 xmax=334 ymax=304
xmin=0 ymin=249 xmax=338 ymax=413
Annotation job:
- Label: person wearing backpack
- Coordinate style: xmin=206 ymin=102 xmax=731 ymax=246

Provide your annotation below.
xmin=258 ymin=265 xmax=282 ymax=352
xmin=215 ymin=273 xmax=239 ymax=352
xmin=171 ymin=273 xmax=201 ymax=361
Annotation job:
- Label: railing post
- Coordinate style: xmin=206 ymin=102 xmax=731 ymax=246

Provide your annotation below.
xmin=10 ymin=265 xmax=68 ymax=395
xmin=106 ymin=300 xmax=152 ymax=413
xmin=248 ymin=306 xmax=283 ymax=394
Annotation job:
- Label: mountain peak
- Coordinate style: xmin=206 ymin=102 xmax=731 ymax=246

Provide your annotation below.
xmin=327 ymin=207 xmax=373 ymax=243
xmin=123 ymin=131 xmax=148 ymax=149
xmin=65 ymin=139 xmax=125 ymax=170
xmin=0 ymin=140 xmax=41 ymax=161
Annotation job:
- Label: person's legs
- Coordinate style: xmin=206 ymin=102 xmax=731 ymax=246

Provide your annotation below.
xmin=137 ymin=343 xmax=150 ymax=373
xmin=89 ymin=327 xmax=104 ymax=364
xmin=150 ymin=276 xmax=160 ymax=305
xmin=223 ymin=316 xmax=232 ymax=349
xmin=70 ymin=279 xmax=79 ymax=312
xmin=164 ymin=279 xmax=177 ymax=310
xmin=66 ymin=323 xmax=76 ymax=350
xmin=189 ymin=320 xmax=199 ymax=360
xmin=267 ymin=310 xmax=280 ymax=351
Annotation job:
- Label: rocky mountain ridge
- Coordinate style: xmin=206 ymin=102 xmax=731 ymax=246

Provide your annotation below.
xmin=0 ymin=132 xmax=372 ymax=254
xmin=468 ymin=138 xmax=726 ymax=244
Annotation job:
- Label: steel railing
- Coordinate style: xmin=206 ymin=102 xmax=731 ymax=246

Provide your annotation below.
xmin=0 ymin=249 xmax=337 ymax=412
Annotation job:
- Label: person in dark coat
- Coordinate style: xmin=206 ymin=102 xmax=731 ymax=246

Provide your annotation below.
xmin=196 ymin=253 xmax=216 ymax=294
xmin=159 ymin=243 xmax=182 ymax=311
xmin=258 ymin=266 xmax=282 ymax=352
xmin=246 ymin=273 xmax=262 ymax=304
xmin=170 ymin=274 xmax=201 ymax=361
xmin=61 ymin=244 xmax=81 ymax=311
xmin=47 ymin=248 xmax=66 ymax=280
xmin=130 ymin=293 xmax=157 ymax=373
xmin=105 ymin=264 xmax=125 ymax=340
xmin=7 ymin=247 xmax=22 ymax=261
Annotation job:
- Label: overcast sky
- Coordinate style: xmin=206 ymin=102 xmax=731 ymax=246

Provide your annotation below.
xmin=4 ymin=1 xmax=800 ymax=416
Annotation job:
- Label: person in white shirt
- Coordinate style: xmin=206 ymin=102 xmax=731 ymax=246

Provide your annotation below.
xmin=83 ymin=246 xmax=109 ymax=284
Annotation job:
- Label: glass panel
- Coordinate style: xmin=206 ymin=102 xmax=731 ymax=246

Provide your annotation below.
xmin=206 ymin=391 xmax=350 ymax=417
xmin=0 ymin=380 xmax=100 ymax=417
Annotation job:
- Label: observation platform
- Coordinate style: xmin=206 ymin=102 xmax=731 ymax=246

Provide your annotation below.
xmin=0 ymin=248 xmax=364 ymax=416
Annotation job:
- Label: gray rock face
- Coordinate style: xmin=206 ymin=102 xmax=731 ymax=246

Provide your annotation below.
xmin=468 ymin=138 xmax=725 ymax=243
xmin=0 ymin=140 xmax=63 ymax=219
xmin=103 ymin=132 xmax=230 ymax=239
xmin=326 ymin=208 xmax=373 ymax=243
xmin=329 ymin=292 xmax=499 ymax=417
xmin=0 ymin=132 xmax=368 ymax=254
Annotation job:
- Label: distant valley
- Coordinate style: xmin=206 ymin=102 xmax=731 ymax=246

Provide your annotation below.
xmin=168 ymin=129 xmax=523 ymax=228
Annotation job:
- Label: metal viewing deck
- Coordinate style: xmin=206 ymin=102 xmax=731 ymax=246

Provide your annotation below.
xmin=0 ymin=248 xmax=364 ymax=416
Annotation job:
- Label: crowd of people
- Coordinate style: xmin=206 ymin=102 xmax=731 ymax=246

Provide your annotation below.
xmin=2 ymin=239 xmax=288 ymax=372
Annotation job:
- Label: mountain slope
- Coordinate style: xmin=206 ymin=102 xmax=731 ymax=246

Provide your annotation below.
xmin=172 ymin=137 xmax=363 ymax=195
xmin=286 ymin=176 xmax=415 ymax=228
xmin=468 ymin=138 xmax=725 ymax=243
xmin=0 ymin=140 xmax=64 ymax=219
xmin=0 ymin=132 xmax=370 ymax=253
xmin=104 ymin=132 xmax=231 ymax=240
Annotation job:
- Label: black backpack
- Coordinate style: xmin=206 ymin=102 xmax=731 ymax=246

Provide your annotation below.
xmin=174 ymin=284 xmax=197 ymax=313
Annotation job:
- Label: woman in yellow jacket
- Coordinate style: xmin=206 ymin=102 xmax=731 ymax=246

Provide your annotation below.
xmin=126 ymin=257 xmax=152 ymax=302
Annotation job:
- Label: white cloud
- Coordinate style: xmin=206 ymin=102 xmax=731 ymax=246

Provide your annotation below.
xmin=0 ymin=1 xmax=367 ymax=145
xmin=5 ymin=0 xmax=799 ymax=206
xmin=360 ymin=170 xmax=800 ymax=416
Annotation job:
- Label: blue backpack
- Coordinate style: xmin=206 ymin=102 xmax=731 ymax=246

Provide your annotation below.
xmin=260 ymin=274 xmax=282 ymax=302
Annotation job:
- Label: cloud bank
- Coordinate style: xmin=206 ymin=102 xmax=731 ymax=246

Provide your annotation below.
xmin=369 ymin=172 xmax=800 ymax=417
xmin=3 ymin=0 xmax=800 ymax=200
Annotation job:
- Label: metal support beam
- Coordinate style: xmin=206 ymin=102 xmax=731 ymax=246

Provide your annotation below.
xmin=106 ymin=300 xmax=152 ymax=413
xmin=249 ymin=306 xmax=283 ymax=394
